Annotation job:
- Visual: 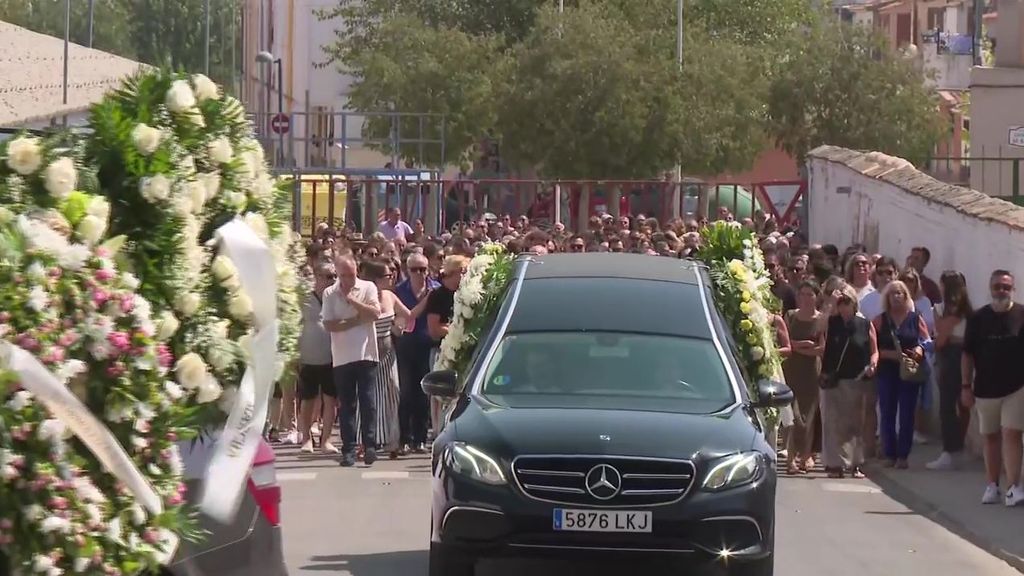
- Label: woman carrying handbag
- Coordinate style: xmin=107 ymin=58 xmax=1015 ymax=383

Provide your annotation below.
xmin=872 ymin=280 xmax=932 ymax=469
xmin=820 ymin=285 xmax=879 ymax=479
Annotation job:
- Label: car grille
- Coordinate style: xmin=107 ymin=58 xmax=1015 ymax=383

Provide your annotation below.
xmin=512 ymin=455 xmax=695 ymax=507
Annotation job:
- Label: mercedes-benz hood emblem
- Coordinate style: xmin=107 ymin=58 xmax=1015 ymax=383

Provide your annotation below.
xmin=585 ymin=464 xmax=622 ymax=500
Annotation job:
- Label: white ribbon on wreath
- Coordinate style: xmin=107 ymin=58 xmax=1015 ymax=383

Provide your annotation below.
xmin=199 ymin=218 xmax=279 ymax=524
xmin=0 ymin=341 xmax=179 ymax=561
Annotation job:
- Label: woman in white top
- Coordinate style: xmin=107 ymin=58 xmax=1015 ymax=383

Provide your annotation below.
xmin=927 ymin=271 xmax=974 ymax=470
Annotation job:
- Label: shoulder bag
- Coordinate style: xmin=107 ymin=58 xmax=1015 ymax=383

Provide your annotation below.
xmin=819 ymin=332 xmax=850 ymax=390
xmin=890 ymin=314 xmax=927 ymax=383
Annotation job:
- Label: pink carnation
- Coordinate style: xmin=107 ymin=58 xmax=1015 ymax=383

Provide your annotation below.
xmin=95 ymin=268 xmax=115 ymax=282
xmin=107 ymin=331 xmax=131 ymax=352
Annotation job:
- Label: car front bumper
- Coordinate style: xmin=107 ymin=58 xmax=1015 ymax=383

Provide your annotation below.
xmin=431 ymin=467 xmax=776 ymax=565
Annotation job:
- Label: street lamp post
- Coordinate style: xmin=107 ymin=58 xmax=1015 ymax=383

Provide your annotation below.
xmin=204 ymin=0 xmax=211 ymax=75
xmin=88 ymin=0 xmax=95 ymax=48
xmin=63 ymin=0 xmax=70 ymax=108
xmin=257 ymin=51 xmax=285 ymax=166
xmin=673 ymin=0 xmax=684 ymax=219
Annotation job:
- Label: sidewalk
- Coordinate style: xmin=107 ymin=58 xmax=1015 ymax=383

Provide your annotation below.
xmin=865 ymin=442 xmax=1024 ymax=573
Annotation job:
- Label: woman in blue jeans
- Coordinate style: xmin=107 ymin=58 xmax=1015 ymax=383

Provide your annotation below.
xmin=872 ymin=279 xmax=931 ymax=469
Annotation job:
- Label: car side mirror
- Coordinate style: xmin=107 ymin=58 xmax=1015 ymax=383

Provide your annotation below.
xmin=752 ymin=379 xmax=794 ymax=409
xmin=422 ymin=370 xmax=459 ymax=398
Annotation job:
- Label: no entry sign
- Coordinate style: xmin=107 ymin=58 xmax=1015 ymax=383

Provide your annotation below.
xmin=271 ymin=113 xmax=290 ymax=135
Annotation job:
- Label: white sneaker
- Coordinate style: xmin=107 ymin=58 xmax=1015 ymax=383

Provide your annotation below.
xmin=321 ymin=441 xmax=339 ymax=454
xmin=913 ymin=432 xmax=930 ymax=445
xmin=283 ymin=430 xmax=300 ymax=445
xmin=925 ymin=452 xmax=955 ymax=471
xmin=301 ymin=439 xmax=314 ymax=453
xmin=982 ymin=484 xmax=1001 ymax=505
xmin=311 ymin=422 xmax=321 ymax=436
xmin=1006 ymin=485 xmax=1024 ymax=507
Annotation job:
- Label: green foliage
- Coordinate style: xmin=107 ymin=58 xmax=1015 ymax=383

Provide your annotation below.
xmin=317 ymin=0 xmax=945 ymax=177
xmin=766 ymin=17 xmax=946 ymax=162
xmin=338 ymin=14 xmax=509 ymax=167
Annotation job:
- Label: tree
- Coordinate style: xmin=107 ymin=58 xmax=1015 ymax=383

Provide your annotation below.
xmin=0 ymin=0 xmax=136 ymax=58
xmin=495 ymin=5 xmax=767 ymax=179
xmin=335 ymin=14 xmax=508 ymax=167
xmin=766 ymin=18 xmax=946 ymax=163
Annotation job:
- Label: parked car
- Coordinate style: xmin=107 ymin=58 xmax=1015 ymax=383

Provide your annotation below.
xmin=160 ymin=435 xmax=288 ymax=576
xmin=423 ymin=253 xmax=793 ymax=576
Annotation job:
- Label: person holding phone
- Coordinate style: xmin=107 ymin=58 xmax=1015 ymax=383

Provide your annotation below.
xmin=820 ymin=285 xmax=879 ymax=479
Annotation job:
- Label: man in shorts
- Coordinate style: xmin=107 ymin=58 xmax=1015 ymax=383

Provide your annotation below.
xmin=298 ymin=262 xmax=339 ymax=454
xmin=962 ymin=269 xmax=1024 ymax=506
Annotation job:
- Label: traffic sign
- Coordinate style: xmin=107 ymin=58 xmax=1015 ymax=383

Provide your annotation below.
xmin=271 ymin=113 xmax=290 ymax=135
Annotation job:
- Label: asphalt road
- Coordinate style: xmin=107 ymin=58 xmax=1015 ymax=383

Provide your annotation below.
xmin=275 ymin=442 xmax=1019 ymax=576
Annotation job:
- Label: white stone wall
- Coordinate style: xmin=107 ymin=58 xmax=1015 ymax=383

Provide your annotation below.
xmin=808 ymin=149 xmax=1024 ymax=301
xmin=808 ymin=146 xmax=1024 ymax=454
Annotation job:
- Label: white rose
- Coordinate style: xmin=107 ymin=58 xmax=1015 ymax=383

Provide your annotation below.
xmin=87 ymin=196 xmax=110 ymax=222
xmin=156 ymin=310 xmax=180 ymax=340
xmin=210 ymin=319 xmax=230 ymax=341
xmin=253 ymin=174 xmax=275 ymax=200
xmin=164 ymin=380 xmax=184 ymax=401
xmin=165 ymin=79 xmax=197 ymax=113
xmin=0 ymin=206 xmax=13 ymax=224
xmin=174 ymin=292 xmax=201 ymax=316
xmin=140 ymin=174 xmax=172 ymax=203
xmin=220 ymin=274 xmax=241 ymax=293
xmin=210 ymin=255 xmax=237 ymax=281
xmin=43 ymin=156 xmax=77 ymax=199
xmin=5 ymin=136 xmax=43 ymax=175
xmin=225 ymin=190 xmax=246 ymax=209
xmin=131 ymin=123 xmax=162 ymax=155
xmin=198 ymin=172 xmax=221 ymax=200
xmin=77 ymin=214 xmax=106 ymax=246
xmin=174 ymin=352 xmax=209 ymax=390
xmin=242 ymin=212 xmax=269 ymax=240
xmin=228 ymin=292 xmax=253 ymax=320
xmin=750 ymin=346 xmax=765 ymax=361
xmin=192 ymin=74 xmax=220 ymax=102
xmin=188 ymin=180 xmax=207 ymax=214
xmin=196 ymin=376 xmax=223 ymax=404
xmin=208 ymin=137 xmax=233 ymax=164
xmin=172 ymin=195 xmax=193 ymax=218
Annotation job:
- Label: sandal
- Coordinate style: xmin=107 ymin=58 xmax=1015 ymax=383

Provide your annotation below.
xmin=786 ymin=463 xmax=801 ymax=475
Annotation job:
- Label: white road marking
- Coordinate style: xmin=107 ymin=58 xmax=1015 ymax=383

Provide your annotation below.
xmin=361 ymin=471 xmax=411 ymax=480
xmin=821 ymin=482 xmax=882 ymax=494
xmin=277 ymin=472 xmax=318 ymax=482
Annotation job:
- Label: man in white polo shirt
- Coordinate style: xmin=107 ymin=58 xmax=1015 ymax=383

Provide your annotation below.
xmin=322 ymin=253 xmax=382 ymax=467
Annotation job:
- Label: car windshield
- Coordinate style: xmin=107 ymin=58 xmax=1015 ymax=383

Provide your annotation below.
xmin=480 ymin=331 xmax=736 ymax=414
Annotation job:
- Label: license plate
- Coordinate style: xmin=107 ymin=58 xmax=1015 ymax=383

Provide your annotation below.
xmin=552 ymin=509 xmax=652 ymax=533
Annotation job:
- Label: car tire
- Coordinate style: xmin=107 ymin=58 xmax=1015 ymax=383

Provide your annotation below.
xmin=429 ymin=543 xmax=475 ymax=576
xmin=728 ymin=556 xmax=773 ymax=576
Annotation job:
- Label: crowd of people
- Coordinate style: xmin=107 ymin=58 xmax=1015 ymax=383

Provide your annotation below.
xmin=266 ymin=205 xmax=1024 ymax=508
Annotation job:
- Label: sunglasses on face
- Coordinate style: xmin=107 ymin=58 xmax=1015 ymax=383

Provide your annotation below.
xmin=993 ymin=283 xmax=1014 ymax=292
xmin=571 ymin=244 xmax=584 ymax=251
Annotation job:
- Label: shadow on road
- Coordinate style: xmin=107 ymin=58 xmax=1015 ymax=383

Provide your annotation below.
xmin=301 ymin=550 xmax=428 ymax=574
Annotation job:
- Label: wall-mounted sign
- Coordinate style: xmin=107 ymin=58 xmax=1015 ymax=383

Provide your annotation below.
xmin=1009 ymin=126 xmax=1024 ymax=148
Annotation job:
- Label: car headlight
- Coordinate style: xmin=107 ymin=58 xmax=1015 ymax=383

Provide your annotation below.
xmin=443 ymin=442 xmax=507 ymax=485
xmin=701 ymin=452 xmax=764 ymax=492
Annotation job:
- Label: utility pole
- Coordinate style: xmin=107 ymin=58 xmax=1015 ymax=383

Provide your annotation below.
xmin=204 ymin=0 xmax=211 ymax=75
xmin=672 ymin=0 xmax=684 ymax=219
xmin=63 ymin=0 xmax=70 ymax=107
xmin=88 ymin=0 xmax=95 ymax=47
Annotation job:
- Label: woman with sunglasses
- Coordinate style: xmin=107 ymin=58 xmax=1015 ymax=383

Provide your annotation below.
xmin=927 ymin=270 xmax=974 ymax=470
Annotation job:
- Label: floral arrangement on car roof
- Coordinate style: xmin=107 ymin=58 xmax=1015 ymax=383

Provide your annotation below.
xmin=435 ymin=243 xmax=515 ymax=387
xmin=0 ymin=70 xmax=304 ymax=575
xmin=699 ymin=222 xmax=785 ymax=423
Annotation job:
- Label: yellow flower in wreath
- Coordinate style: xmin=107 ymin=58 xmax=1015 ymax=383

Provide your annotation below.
xmin=739 ymin=319 xmax=753 ymax=332
xmin=746 ymin=333 xmax=758 ymax=345
xmin=740 ymin=301 xmax=752 ymax=314
xmin=741 ymin=290 xmax=752 ymax=302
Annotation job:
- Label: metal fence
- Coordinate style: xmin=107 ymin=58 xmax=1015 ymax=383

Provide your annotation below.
xmin=925 ymin=147 xmax=1024 ymax=198
xmin=248 ymin=109 xmax=445 ymax=171
xmin=280 ymin=173 xmax=809 ymax=238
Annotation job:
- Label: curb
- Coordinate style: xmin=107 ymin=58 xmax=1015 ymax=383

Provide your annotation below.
xmin=865 ymin=465 xmax=1024 ymax=574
